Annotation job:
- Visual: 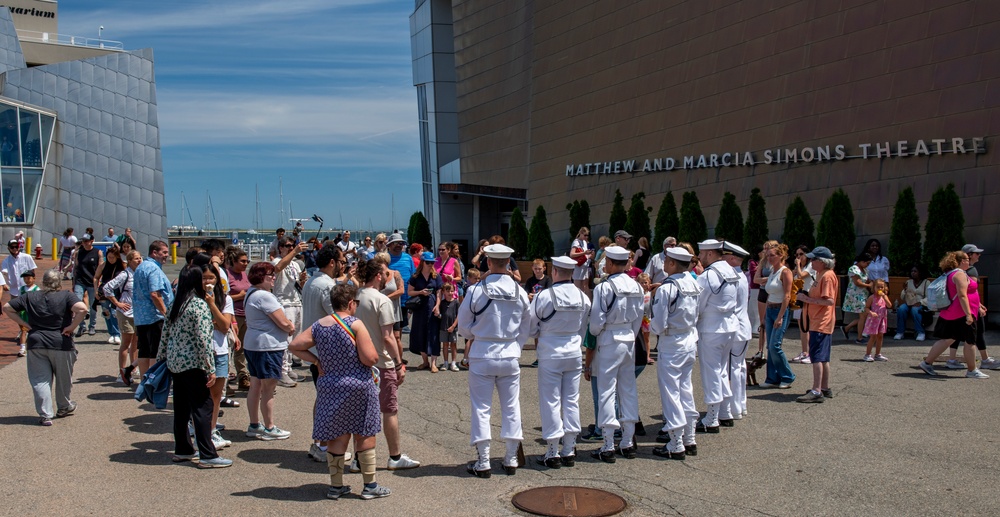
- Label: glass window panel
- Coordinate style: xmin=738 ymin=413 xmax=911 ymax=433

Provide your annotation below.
xmin=0 ymin=104 xmax=19 ymax=167
xmin=40 ymin=114 xmax=54 ymax=165
xmin=20 ymin=109 xmax=41 ymax=168
xmin=1 ymin=167 xmax=24 ymax=222
xmin=22 ymin=169 xmax=41 ymax=223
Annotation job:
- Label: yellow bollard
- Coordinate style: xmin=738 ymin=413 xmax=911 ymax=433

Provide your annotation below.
xmin=171 ymin=243 xmax=178 ymax=264
xmin=52 ymin=237 xmax=58 ymax=260
xmin=25 ymin=236 xmax=31 ymax=253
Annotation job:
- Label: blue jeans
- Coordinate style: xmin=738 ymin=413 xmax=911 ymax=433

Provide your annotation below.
xmin=101 ymin=299 xmax=120 ymax=337
xmin=764 ymin=305 xmax=795 ymax=385
xmin=73 ymin=284 xmax=97 ymax=331
xmin=896 ymin=304 xmax=924 ymax=335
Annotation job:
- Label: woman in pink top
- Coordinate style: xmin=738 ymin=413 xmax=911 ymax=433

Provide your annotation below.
xmin=434 ymin=242 xmax=462 ymax=288
xmin=917 ymin=251 xmax=989 ymax=378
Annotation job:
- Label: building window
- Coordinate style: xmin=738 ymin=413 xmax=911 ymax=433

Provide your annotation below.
xmin=0 ymin=100 xmax=55 ymax=223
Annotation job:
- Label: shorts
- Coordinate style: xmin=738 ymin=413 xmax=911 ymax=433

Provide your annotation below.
xmin=937 ymin=317 xmax=977 ymax=345
xmin=393 ymin=321 xmax=401 ymax=332
xmin=378 ymin=367 xmax=399 ymax=413
xmin=573 ymin=265 xmax=590 ymax=281
xmin=214 ymin=353 xmax=230 ymax=380
xmin=756 ymin=288 xmax=769 ymax=303
xmin=136 ymin=320 xmax=164 ymax=359
xmin=808 ymin=332 xmax=832 ymax=363
xmin=116 ymin=312 xmax=136 ymax=334
xmin=244 ymin=349 xmax=285 ymax=380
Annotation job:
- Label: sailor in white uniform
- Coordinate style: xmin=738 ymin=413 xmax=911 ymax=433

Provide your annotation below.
xmin=457 ymin=244 xmax=531 ymax=478
xmin=721 ymin=242 xmax=752 ymax=423
xmin=586 ymin=245 xmax=644 ymax=463
xmin=528 ymin=256 xmax=591 ymax=468
xmin=695 ymin=239 xmax=741 ymax=433
xmin=649 ymin=247 xmax=703 ymax=460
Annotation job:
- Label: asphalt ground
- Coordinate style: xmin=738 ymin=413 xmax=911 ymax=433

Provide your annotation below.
xmin=1 ymin=260 xmax=998 ymax=516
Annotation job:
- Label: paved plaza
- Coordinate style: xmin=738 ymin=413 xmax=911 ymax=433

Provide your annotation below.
xmin=0 ymin=262 xmax=998 ymax=515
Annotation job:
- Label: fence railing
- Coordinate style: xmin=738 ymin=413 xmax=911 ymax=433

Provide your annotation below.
xmin=15 ymin=30 xmax=124 ymax=51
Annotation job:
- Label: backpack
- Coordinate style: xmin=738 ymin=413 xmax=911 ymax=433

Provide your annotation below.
xmin=925 ymin=269 xmax=959 ymax=311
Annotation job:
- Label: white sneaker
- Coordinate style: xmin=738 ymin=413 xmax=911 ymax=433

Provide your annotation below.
xmin=916 ymin=333 xmax=926 ymax=341
xmin=979 ymin=358 xmax=1000 ymax=370
xmin=966 ymin=369 xmax=990 ymax=379
xmin=893 ymin=333 xmax=904 ymax=340
xmin=874 ymin=354 xmax=889 ymax=362
xmin=212 ymin=430 xmax=231 ymax=449
xmin=17 ymin=344 xmax=26 ymax=357
xmin=349 ymin=457 xmax=361 ymax=473
xmin=800 ymin=356 xmax=811 ymax=364
xmin=308 ymin=443 xmax=327 ymax=462
xmin=450 ymin=362 xmax=459 ymax=372
xmin=863 ymin=354 xmax=874 ymax=362
xmin=945 ymin=359 xmax=965 ymax=369
xmin=113 ymin=336 xmax=121 ymax=344
xmin=108 ymin=336 xmax=116 ymax=344
xmin=387 ymin=454 xmax=420 ymax=470
xmin=258 ymin=426 xmax=291 ymax=441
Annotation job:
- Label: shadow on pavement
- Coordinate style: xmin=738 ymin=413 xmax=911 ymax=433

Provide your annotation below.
xmin=747 ymin=392 xmax=802 ymax=402
xmin=122 ymin=412 xmax=172 ymax=434
xmin=236 ymin=447 xmax=328 ymax=474
xmin=892 ymin=371 xmax=951 ymax=380
xmin=76 ymin=375 xmax=118 ymax=384
xmin=88 ymin=391 xmax=137 ymax=401
xmin=109 ymin=440 xmax=174 ymax=465
xmin=0 ymin=415 xmax=44 ymax=426
xmin=389 ymin=463 xmax=475 ymax=479
xmin=231 ymin=483 xmax=330 ymax=502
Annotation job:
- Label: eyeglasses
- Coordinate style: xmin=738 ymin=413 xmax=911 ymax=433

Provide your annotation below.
xmin=338 ymin=260 xmax=348 ymax=266
xmin=279 ymin=244 xmax=293 ymax=249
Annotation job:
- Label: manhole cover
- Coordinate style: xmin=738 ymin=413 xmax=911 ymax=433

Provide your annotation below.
xmin=512 ymin=486 xmax=627 ymax=517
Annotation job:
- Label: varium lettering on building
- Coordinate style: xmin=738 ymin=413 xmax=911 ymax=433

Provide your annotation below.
xmin=565 ymin=137 xmax=986 ymax=176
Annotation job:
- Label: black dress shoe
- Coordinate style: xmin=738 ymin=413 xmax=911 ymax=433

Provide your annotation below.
xmin=652 ymin=446 xmax=686 ymax=460
xmin=635 ymin=421 xmax=646 ymax=436
xmin=502 ymin=464 xmax=517 ymax=475
xmin=719 ymin=419 xmax=735 ymax=427
xmin=560 ymin=454 xmax=576 ymax=467
xmin=685 ymin=444 xmax=698 ymax=456
xmin=615 ymin=445 xmax=637 ymax=459
xmin=467 ymin=462 xmax=491 ymax=478
xmin=591 ymin=449 xmax=616 ymax=463
xmin=536 ymin=456 xmax=561 ymax=469
xmin=695 ymin=422 xmax=719 ymax=434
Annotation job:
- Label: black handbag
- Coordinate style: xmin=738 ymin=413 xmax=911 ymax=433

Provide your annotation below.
xmin=404 ymin=295 xmax=424 ymax=312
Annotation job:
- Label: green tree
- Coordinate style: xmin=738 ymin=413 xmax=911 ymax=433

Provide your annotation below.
xmin=743 ymin=187 xmax=768 ymax=253
xmin=678 ymin=191 xmax=708 ymax=251
xmin=407 ymin=211 xmax=432 ymax=248
xmin=781 ymin=196 xmax=815 ymax=249
xmin=815 ymin=189 xmax=856 ymax=274
xmin=608 ymin=189 xmax=627 ymax=236
xmin=507 ymin=206 xmax=528 ymax=259
xmin=714 ymin=191 xmax=744 ymax=243
xmin=579 ymin=200 xmax=591 ymax=236
xmin=527 ymin=205 xmax=555 ymax=260
xmin=653 ymin=191 xmax=679 ymax=248
xmin=923 ymin=183 xmax=964 ymax=273
xmin=566 ymin=200 xmax=581 ymax=241
xmin=624 ymin=192 xmax=652 ymax=248
xmin=888 ymin=187 xmax=922 ymax=276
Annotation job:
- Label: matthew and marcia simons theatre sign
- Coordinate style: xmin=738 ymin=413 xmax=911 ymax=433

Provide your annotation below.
xmin=565 ymin=137 xmax=987 ymax=176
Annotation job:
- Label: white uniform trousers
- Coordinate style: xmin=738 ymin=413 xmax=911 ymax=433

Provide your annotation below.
xmin=596 ymin=339 xmax=639 ymax=430
xmin=468 ymin=357 xmax=523 ymax=445
xmin=698 ymin=332 xmax=734 ymax=405
xmin=722 ymin=339 xmax=749 ymax=419
xmin=537 ymin=356 xmax=583 ymax=442
xmin=656 ymin=333 xmax=697 ymax=432
xmin=281 ymin=305 xmax=302 ymax=375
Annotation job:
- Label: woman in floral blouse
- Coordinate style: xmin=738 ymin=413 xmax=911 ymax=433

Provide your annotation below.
xmin=157 ymin=264 xmax=232 ymax=468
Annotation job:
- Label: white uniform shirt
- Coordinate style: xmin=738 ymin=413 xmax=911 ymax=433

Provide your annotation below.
xmin=650 ymin=272 xmax=702 ymax=336
xmin=457 ymin=273 xmax=531 ymax=359
xmin=696 ymin=260 xmax=741 ymax=334
xmin=732 ymin=264 xmax=752 ymax=341
xmin=528 ymin=280 xmax=591 ymax=360
xmin=589 ymin=273 xmax=644 ymax=341
xmin=644 ymin=251 xmax=668 ymax=285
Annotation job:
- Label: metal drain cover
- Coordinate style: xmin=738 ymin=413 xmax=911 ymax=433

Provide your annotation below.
xmin=512 ymin=486 xmax=627 ymax=517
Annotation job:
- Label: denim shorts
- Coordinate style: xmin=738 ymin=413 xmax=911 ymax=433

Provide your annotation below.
xmin=244 ymin=349 xmax=284 ymax=380
xmin=214 ymin=353 xmax=230 ymax=380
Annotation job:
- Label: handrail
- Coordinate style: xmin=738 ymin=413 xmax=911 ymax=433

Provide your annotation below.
xmin=14 ymin=29 xmax=124 ymax=51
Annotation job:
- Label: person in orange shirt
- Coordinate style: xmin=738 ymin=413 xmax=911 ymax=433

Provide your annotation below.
xmin=795 ymin=247 xmax=839 ymax=403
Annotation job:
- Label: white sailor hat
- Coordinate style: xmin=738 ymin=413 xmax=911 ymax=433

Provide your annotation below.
xmin=665 ymin=247 xmax=693 ymax=262
xmin=723 ymin=241 xmax=749 ymax=257
xmin=484 ymin=244 xmax=514 ymax=259
xmin=698 ymin=239 xmax=724 ymax=250
xmin=551 ymin=256 xmax=577 ymax=270
xmin=604 ymin=245 xmax=630 ymax=261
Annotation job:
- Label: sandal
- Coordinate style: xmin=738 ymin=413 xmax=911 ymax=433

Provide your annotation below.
xmin=220 ymin=397 xmax=240 ymax=408
xmin=415 ymin=363 xmax=430 ymax=371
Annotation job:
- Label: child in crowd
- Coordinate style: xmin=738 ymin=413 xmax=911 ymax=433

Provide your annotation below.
xmin=524 ymin=259 xmax=551 ymax=301
xmin=16 ymin=270 xmax=37 ymax=357
xmin=438 ymin=283 xmax=460 ymax=371
xmin=458 ymin=268 xmax=482 ymax=369
xmin=863 ymin=279 xmax=892 ymax=362
xmin=637 ymin=273 xmax=654 ymax=364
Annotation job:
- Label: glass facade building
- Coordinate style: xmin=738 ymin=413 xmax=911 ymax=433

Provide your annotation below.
xmin=0 ymin=100 xmax=55 ymax=223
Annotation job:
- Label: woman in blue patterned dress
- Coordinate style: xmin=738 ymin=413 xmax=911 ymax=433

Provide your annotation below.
xmin=289 ymin=283 xmax=389 ymax=500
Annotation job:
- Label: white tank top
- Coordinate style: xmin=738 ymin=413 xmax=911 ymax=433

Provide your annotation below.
xmin=764 ymin=265 xmax=787 ymax=304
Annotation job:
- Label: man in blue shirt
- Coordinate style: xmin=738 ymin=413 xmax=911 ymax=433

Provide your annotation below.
xmin=386 ymin=233 xmax=414 ymax=334
xmin=132 ymin=240 xmax=173 ymax=378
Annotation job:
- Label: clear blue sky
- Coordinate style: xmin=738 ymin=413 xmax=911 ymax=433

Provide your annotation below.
xmin=59 ymin=0 xmax=422 ymax=232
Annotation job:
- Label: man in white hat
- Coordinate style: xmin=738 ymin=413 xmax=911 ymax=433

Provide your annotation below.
xmin=457 ymin=244 xmax=531 ymax=478
xmin=694 ymin=239 xmax=741 ymax=433
xmin=527 ymin=256 xmax=591 ymax=468
xmin=586 ymin=245 xmax=644 ymax=463
xmin=720 ymin=242 xmax=752 ymax=423
xmin=649 ymin=247 xmax=702 ymax=460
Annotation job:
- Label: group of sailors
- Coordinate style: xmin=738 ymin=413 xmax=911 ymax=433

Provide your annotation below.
xmin=457 ymin=238 xmax=751 ymax=476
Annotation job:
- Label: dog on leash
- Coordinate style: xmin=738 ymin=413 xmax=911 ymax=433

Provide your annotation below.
xmin=746 ymin=352 xmax=766 ymax=386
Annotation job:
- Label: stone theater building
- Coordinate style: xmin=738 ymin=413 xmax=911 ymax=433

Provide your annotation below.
xmin=412 ymin=0 xmax=997 ymax=303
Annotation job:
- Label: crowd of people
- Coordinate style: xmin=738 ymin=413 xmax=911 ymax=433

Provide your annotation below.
xmin=2 ymin=223 xmax=994 ymax=499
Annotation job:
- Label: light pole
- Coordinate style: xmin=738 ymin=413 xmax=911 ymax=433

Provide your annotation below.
xmin=98 ymin=26 xmax=104 ymax=39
